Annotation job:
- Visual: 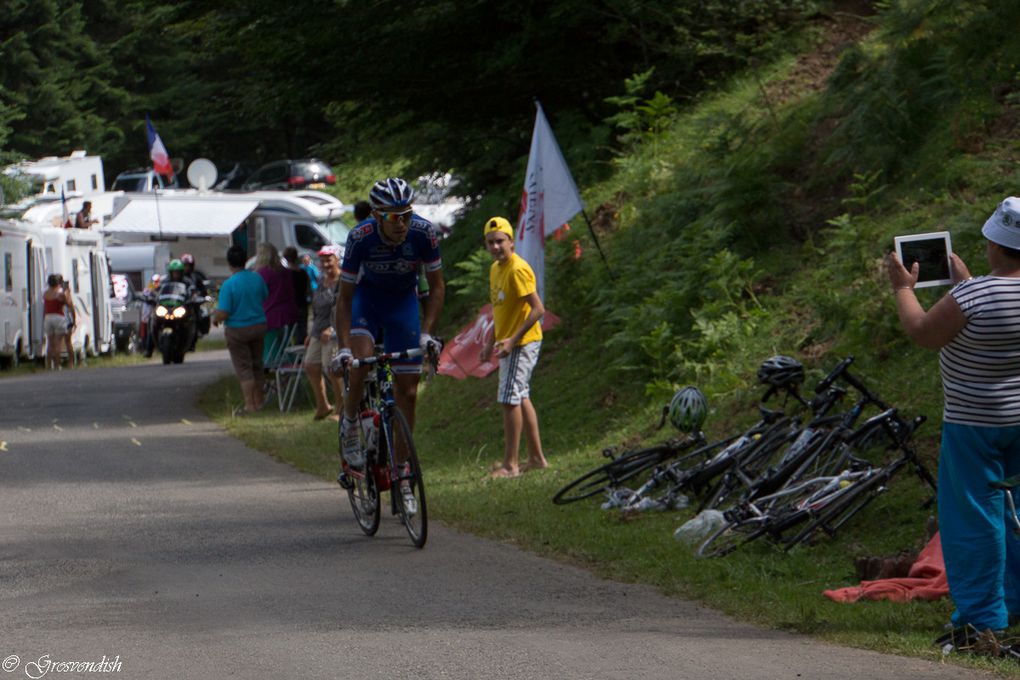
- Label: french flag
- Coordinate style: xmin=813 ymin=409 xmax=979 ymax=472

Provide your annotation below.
xmin=145 ymin=114 xmax=173 ymax=177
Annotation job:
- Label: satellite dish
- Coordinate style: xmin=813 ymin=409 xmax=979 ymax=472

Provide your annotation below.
xmin=187 ymin=158 xmax=218 ymax=191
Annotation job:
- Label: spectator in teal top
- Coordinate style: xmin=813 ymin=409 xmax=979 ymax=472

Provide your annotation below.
xmin=213 ymin=246 xmax=269 ymax=413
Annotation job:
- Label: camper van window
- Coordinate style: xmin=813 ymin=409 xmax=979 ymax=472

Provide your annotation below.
xmin=91 ymin=174 xmax=98 ymax=190
xmin=4 ymin=253 xmax=11 ymax=292
xmin=72 ymin=260 xmax=79 ymax=293
xmin=66 ymin=179 xmax=76 ymax=192
xmin=295 ymin=223 xmax=327 ymax=251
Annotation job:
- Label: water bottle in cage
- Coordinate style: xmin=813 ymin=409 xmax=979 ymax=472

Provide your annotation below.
xmin=360 ymin=409 xmax=380 ymax=453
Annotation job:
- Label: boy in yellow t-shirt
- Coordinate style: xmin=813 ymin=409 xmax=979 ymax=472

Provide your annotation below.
xmin=480 ymin=217 xmax=548 ymax=478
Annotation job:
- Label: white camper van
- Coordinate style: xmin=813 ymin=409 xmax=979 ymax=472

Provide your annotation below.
xmin=3 ymin=150 xmax=106 ymax=203
xmin=0 ymin=222 xmax=45 ymax=366
xmin=0 ymin=219 xmax=113 ymax=366
xmin=102 ymin=190 xmax=351 ymax=286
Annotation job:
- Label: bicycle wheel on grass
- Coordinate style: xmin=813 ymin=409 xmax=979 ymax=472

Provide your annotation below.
xmin=696 ymin=516 xmax=771 ymax=559
xmin=387 ymin=407 xmax=428 ymax=548
xmin=552 ymin=445 xmax=675 ymax=505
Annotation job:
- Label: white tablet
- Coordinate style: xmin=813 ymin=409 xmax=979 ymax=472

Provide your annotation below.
xmin=894 ymin=231 xmax=953 ymax=288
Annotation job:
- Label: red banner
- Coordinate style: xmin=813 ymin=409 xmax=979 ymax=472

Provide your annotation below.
xmin=438 ymin=304 xmax=560 ymax=379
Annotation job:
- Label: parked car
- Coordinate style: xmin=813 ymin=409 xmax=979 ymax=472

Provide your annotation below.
xmin=111 ymin=168 xmax=178 ymax=192
xmin=241 ymin=159 xmax=336 ymax=191
xmin=213 ymin=162 xmax=255 ymax=191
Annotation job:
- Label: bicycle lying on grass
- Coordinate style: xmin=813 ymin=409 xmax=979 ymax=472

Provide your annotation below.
xmin=551 ymin=386 xmax=715 ymax=506
xmin=337 ymin=347 xmax=435 ymax=549
xmin=697 ymin=406 xmax=936 ymax=558
xmin=554 ymin=353 xmax=939 ymax=559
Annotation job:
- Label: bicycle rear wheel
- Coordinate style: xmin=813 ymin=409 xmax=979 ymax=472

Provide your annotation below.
xmin=552 ymin=445 xmax=675 ymax=505
xmin=387 ymin=407 xmax=428 ymax=549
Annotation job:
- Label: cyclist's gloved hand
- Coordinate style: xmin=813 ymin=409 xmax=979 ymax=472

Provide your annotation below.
xmin=419 ymin=333 xmax=441 ymax=355
xmin=329 ymin=348 xmax=353 ymax=376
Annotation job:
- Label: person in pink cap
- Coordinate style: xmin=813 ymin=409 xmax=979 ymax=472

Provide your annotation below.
xmin=304 ymin=245 xmax=343 ymax=421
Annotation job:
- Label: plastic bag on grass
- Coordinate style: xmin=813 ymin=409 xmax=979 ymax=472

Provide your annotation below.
xmin=674 ymin=509 xmax=726 ymax=544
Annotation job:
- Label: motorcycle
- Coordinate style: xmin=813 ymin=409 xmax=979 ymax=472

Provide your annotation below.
xmin=152 ymin=281 xmax=197 ymax=364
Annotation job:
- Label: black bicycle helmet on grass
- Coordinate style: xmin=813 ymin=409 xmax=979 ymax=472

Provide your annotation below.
xmin=669 ymin=386 xmax=708 ymax=433
xmin=757 ymin=355 xmax=805 ymax=388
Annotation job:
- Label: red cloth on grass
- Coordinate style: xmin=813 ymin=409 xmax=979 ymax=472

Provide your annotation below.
xmin=822 ymin=532 xmax=948 ymax=603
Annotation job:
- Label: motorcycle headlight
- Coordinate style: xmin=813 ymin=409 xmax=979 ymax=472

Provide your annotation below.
xmin=172 ymin=306 xmax=187 ymax=318
xmin=155 ymin=305 xmax=168 ymax=317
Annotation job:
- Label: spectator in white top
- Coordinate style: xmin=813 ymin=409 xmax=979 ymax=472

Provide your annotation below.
xmin=887 ymin=196 xmax=1020 ymax=634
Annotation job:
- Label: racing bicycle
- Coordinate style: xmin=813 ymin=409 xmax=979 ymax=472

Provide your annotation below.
xmin=338 ymin=347 xmax=434 ymax=548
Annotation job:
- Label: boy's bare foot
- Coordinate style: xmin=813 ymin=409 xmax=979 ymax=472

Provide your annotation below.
xmin=520 ymin=459 xmax=549 ymax=473
xmin=488 ymin=466 xmax=520 ymax=479
xmin=313 ymin=407 xmax=334 ymax=421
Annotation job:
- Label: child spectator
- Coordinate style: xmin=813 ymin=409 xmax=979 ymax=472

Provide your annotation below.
xmin=479 ymin=217 xmax=548 ymax=478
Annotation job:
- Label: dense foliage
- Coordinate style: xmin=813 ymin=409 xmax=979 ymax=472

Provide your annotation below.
xmin=0 ymin=0 xmax=815 ymax=188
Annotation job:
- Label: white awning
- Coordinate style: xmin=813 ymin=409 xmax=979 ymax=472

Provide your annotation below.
xmin=102 ymin=196 xmax=260 ymax=237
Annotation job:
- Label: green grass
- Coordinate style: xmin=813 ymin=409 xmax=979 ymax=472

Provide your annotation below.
xmin=197 ymin=336 xmax=1020 ymax=677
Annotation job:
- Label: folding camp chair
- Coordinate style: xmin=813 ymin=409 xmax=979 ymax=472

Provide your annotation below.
xmin=275 ymin=344 xmax=306 ymax=412
xmin=261 ymin=323 xmax=297 ymax=408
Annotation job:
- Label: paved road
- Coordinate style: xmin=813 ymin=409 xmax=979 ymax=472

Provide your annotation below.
xmin=0 ymin=352 xmax=990 ymax=679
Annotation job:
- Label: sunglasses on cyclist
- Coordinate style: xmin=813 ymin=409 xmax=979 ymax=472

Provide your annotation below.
xmin=376 ymin=209 xmax=413 ymax=223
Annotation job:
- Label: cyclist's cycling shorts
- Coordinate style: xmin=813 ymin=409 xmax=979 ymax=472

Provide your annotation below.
xmin=351 ymin=284 xmax=422 ymax=375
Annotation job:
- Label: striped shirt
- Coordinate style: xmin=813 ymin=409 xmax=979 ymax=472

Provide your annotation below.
xmin=940 ymin=276 xmax=1020 ymax=425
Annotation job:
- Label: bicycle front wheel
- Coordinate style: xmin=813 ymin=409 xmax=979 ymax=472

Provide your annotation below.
xmin=387 ymin=407 xmax=428 ymax=549
xmin=346 ymin=466 xmax=381 ymax=536
xmin=343 ymin=413 xmax=381 ymax=536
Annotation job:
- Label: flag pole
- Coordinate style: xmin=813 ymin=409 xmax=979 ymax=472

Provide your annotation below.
xmin=579 ymin=209 xmax=615 ymax=281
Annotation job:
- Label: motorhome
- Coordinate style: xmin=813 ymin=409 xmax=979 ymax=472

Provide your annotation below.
xmin=102 ymin=190 xmax=352 ymax=286
xmin=3 ymin=150 xmax=106 ymax=203
xmin=0 ymin=219 xmax=113 ymax=366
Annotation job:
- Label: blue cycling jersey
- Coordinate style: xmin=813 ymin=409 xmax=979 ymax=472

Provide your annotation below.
xmin=340 ymin=214 xmax=442 ymax=292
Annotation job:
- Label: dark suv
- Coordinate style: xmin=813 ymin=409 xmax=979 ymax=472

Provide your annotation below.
xmin=241 ymin=159 xmax=336 ymax=191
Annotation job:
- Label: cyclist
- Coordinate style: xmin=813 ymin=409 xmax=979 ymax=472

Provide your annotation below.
xmin=332 ymin=178 xmax=445 ymax=481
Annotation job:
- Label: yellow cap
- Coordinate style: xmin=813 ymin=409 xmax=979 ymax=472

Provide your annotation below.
xmin=483 ymin=216 xmax=514 ymax=240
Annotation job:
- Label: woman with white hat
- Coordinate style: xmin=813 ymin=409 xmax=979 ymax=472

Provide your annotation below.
xmin=887 ymin=196 xmax=1020 ymax=633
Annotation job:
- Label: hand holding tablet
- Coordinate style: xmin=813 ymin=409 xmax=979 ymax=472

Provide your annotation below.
xmin=893 ymin=231 xmax=953 ymax=288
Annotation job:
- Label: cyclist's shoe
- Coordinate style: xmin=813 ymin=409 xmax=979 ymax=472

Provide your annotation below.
xmin=340 ymin=416 xmax=365 ymax=469
xmin=336 ymin=468 xmax=354 ymax=490
xmin=399 ymin=465 xmax=417 ymax=516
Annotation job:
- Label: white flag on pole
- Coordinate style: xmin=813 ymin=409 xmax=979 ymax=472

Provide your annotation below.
xmin=515 ymin=101 xmax=584 ymax=300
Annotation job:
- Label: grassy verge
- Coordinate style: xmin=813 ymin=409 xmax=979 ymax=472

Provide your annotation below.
xmin=197 ymin=332 xmax=1019 ymax=677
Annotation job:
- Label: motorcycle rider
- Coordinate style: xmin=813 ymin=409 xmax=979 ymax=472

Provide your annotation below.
xmin=140 ymin=274 xmax=161 ymax=358
xmin=180 ymin=253 xmax=211 ymax=348
xmin=153 ymin=259 xmax=198 ymax=357
xmin=180 ymin=253 xmax=209 ymax=297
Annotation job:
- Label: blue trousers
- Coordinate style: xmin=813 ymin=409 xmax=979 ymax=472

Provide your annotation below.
xmin=940 ymin=422 xmax=1020 ymax=630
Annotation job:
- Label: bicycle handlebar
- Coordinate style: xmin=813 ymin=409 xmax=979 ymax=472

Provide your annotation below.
xmin=814 ymin=356 xmax=855 ymax=394
xmin=349 ymin=347 xmax=428 ymax=368
xmin=814 ymin=355 xmax=891 ymax=411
